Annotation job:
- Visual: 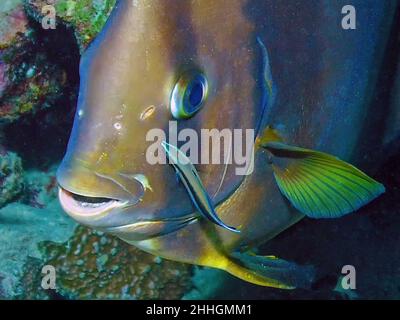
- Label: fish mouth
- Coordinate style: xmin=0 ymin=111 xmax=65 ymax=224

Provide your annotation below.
xmin=58 ymin=187 xmax=127 ymax=220
xmin=59 ymin=186 xmax=199 ymax=240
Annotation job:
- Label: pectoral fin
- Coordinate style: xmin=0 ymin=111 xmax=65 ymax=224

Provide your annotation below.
xmin=225 ymin=251 xmax=315 ymax=289
xmin=260 ymin=137 xmax=385 ymax=218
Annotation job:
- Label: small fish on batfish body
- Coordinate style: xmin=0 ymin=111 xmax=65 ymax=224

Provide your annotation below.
xmin=161 ymin=141 xmax=241 ymax=234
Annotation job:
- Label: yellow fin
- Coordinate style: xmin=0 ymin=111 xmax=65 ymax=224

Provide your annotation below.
xmin=226 ymin=252 xmax=315 ymax=289
xmin=262 ymin=141 xmax=385 ymax=218
xmin=198 ymin=225 xmax=313 ymax=288
xmin=257 ymin=126 xmax=283 ymax=147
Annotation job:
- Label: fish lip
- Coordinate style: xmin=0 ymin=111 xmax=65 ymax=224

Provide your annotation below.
xmin=58 ymin=187 xmax=128 ymax=220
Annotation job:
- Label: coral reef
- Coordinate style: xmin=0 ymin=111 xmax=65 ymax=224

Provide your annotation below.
xmin=0 ymin=1 xmax=28 ymax=98
xmin=0 ymin=33 xmax=64 ymax=123
xmin=0 ymin=0 xmax=80 ymax=166
xmin=0 ymin=1 xmax=28 ymax=46
xmin=0 ymin=21 xmax=78 ymax=125
xmin=26 ymin=0 xmax=116 ymax=52
xmin=0 ymin=148 xmax=23 ymax=208
xmin=20 ymin=226 xmax=194 ymax=300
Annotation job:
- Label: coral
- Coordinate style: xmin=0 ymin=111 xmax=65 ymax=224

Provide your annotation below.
xmin=0 ymin=1 xmax=28 ymax=46
xmin=0 ymin=148 xmax=23 ymax=208
xmin=20 ymin=226 xmax=194 ymax=300
xmin=16 ymin=257 xmax=50 ymax=300
xmin=26 ymin=0 xmax=116 ymax=52
xmin=0 ymin=1 xmax=28 ymax=98
xmin=0 ymin=30 xmax=69 ymax=124
xmin=0 ymin=1 xmax=80 ymax=126
xmin=0 ymin=60 xmax=8 ymax=98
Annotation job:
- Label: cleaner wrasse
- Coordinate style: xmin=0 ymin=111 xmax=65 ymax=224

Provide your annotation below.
xmin=57 ymin=0 xmax=398 ymax=288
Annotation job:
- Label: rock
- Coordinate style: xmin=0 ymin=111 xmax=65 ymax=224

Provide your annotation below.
xmin=21 ymin=166 xmax=58 ymax=209
xmin=0 ymin=148 xmax=23 ymax=208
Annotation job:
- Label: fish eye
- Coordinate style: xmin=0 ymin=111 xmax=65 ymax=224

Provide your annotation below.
xmin=170 ymin=72 xmax=208 ymax=119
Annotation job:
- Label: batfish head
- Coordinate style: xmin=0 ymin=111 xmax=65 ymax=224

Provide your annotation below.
xmin=57 ymin=0 xmax=269 ymax=241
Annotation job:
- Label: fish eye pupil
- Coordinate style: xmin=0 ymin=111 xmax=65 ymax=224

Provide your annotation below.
xmin=187 ymin=79 xmax=204 ymax=110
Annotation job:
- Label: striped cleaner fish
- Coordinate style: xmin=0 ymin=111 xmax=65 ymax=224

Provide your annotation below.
xmin=57 ymin=0 xmax=398 ymax=288
xmin=161 ymin=141 xmax=241 ymax=233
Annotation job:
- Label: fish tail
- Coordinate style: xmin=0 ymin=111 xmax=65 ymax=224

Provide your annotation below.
xmin=223 ymin=252 xmax=315 ymax=289
xmin=258 ymin=127 xmax=385 ymax=219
